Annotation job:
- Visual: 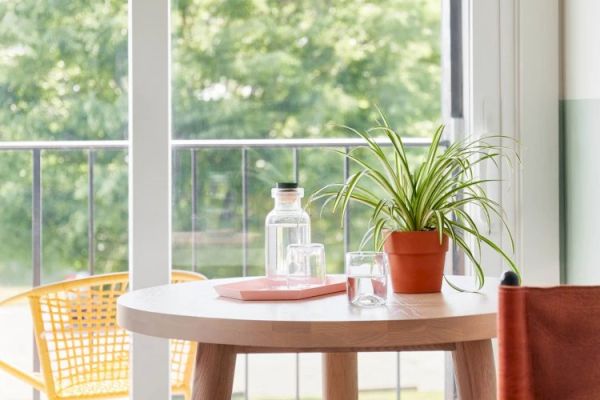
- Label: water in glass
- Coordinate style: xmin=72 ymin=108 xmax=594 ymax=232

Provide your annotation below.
xmin=346 ymin=252 xmax=388 ymax=307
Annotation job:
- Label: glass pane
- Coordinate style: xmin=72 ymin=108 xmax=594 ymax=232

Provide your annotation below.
xmin=300 ymin=148 xmax=345 ymax=272
xmin=0 ymin=2 xmax=128 ymax=399
xmin=172 ymin=148 xmax=245 ymax=277
xmin=0 ymin=306 xmax=35 ymax=400
xmin=299 ymin=353 xmax=322 ymax=399
xmin=172 ymin=0 xmax=441 ymax=139
xmin=0 ymin=152 xmax=31 ymax=286
xmin=0 ymin=151 xmax=33 ymax=400
xmin=233 ymin=354 xmax=248 ymax=399
xmin=400 ymin=351 xmax=445 ymax=399
xmin=172 ymin=0 xmax=442 ymax=397
xmin=248 ymin=354 xmax=297 ymax=399
xmin=0 ymin=1 xmax=128 ymax=141
xmin=358 ymin=352 xmax=397 ymax=399
xmin=93 ymin=149 xmax=128 ymax=274
xmin=246 ymin=148 xmax=295 ymax=276
xmin=42 ymin=150 xmax=89 ymax=282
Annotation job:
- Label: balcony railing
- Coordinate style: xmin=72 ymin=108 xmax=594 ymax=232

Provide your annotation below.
xmin=0 ymin=136 xmax=444 ymax=400
xmin=0 ymin=137 xmax=444 ymax=278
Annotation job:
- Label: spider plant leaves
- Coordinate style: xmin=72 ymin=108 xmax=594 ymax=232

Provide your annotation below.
xmin=371 ymin=199 xmax=392 ymax=225
xmin=369 ymin=126 xmax=414 ymax=190
xmin=359 ymin=224 xmax=378 ymax=250
xmin=339 ymin=125 xmax=401 ymax=189
xmin=443 ymin=275 xmax=480 ymax=293
xmin=449 ymin=229 xmax=486 ymax=289
xmin=335 ymin=170 xmax=369 ymax=226
xmin=451 ymin=220 xmax=520 ymax=280
xmin=372 ymin=218 xmax=388 ymax=251
xmin=310 ymin=119 xmax=519 ymax=289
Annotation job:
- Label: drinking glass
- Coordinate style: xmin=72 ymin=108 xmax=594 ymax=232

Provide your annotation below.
xmin=285 ymin=243 xmax=327 ymax=288
xmin=345 ymin=251 xmax=388 ymax=307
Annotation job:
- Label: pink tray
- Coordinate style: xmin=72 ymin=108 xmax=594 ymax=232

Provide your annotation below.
xmin=214 ymin=275 xmax=346 ymax=301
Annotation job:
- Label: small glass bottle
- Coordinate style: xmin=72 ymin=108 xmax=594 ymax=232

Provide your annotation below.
xmin=265 ymin=182 xmax=311 ymax=281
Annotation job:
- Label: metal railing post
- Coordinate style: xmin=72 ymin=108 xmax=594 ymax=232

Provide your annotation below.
xmin=32 ymin=149 xmax=42 ymax=400
xmin=191 ymin=149 xmax=198 ymax=273
xmin=292 ymin=148 xmax=299 ymax=183
xmin=292 ymin=147 xmax=301 ymax=400
xmin=242 ymin=148 xmax=249 ymax=278
xmin=396 ymin=352 xmax=401 ymax=400
xmin=343 ymin=147 xmax=350 ymax=254
xmin=241 ymin=148 xmax=250 ymax=400
xmin=87 ymin=150 xmax=95 ymax=276
xmin=0 ymin=137 xmax=439 ymax=400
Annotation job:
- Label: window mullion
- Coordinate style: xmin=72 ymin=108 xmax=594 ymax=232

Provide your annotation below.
xmin=128 ymin=0 xmax=172 ymax=399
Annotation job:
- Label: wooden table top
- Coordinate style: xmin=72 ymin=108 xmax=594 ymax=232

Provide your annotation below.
xmin=117 ymin=275 xmax=499 ymax=349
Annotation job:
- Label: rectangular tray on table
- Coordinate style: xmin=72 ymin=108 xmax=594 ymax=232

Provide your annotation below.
xmin=214 ymin=275 xmax=346 ymax=301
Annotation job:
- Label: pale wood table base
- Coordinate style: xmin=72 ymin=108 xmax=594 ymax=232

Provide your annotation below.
xmin=322 ymin=352 xmax=358 ymax=400
xmin=192 ymin=340 xmax=496 ymax=400
xmin=452 ymin=340 xmax=497 ymax=400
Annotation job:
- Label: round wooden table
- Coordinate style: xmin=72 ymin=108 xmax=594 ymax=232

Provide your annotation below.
xmin=118 ymin=275 xmax=498 ymax=400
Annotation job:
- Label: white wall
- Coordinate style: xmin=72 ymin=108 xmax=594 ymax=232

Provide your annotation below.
xmin=563 ymin=0 xmax=600 ymax=100
xmin=562 ymin=0 xmax=600 ymax=284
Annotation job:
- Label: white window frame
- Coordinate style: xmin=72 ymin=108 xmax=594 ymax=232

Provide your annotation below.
xmin=511 ymin=0 xmax=561 ymax=285
xmin=128 ymin=0 xmax=172 ymax=399
xmin=127 ymin=0 xmax=562 ymax=398
xmin=456 ymin=0 xmax=560 ymax=284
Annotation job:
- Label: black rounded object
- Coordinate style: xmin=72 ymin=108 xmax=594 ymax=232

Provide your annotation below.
xmin=500 ymin=270 xmax=520 ymax=286
xmin=276 ymin=182 xmax=299 ymax=189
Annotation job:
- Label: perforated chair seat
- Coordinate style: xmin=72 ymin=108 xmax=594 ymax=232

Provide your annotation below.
xmin=0 ymin=271 xmax=204 ymax=400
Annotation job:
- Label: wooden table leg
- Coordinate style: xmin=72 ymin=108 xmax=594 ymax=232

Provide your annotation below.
xmin=452 ymin=339 xmax=497 ymax=400
xmin=192 ymin=343 xmax=237 ymax=400
xmin=322 ymin=352 xmax=358 ymax=400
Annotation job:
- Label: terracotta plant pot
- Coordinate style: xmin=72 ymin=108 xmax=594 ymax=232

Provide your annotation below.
xmin=383 ymin=231 xmax=449 ymax=294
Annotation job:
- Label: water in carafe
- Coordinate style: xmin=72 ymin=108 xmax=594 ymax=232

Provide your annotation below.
xmin=265 ymin=183 xmax=311 ymax=281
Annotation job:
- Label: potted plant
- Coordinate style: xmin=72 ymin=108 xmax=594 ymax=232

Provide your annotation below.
xmin=311 ymin=119 xmax=519 ymax=293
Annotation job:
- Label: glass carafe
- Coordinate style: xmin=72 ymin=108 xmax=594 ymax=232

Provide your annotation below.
xmin=265 ymin=183 xmax=311 ymax=281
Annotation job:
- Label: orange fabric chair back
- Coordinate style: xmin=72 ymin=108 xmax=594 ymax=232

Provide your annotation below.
xmin=499 ymin=285 xmax=600 ymax=400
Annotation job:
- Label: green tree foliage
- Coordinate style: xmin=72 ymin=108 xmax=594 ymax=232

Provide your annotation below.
xmin=0 ymin=0 xmax=440 ymax=283
xmin=0 ymin=0 xmax=128 ymax=141
xmin=173 ymin=0 xmax=440 ymax=139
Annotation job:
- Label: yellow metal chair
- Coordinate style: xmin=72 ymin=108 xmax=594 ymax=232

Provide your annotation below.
xmin=0 ymin=270 xmax=205 ymax=400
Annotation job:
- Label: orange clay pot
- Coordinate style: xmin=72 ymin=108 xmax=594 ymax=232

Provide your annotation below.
xmin=383 ymin=231 xmax=449 ymax=294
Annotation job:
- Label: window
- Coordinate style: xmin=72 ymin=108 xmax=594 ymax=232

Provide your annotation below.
xmin=171 ymin=0 xmax=442 ymax=276
xmin=171 ymin=0 xmax=444 ymax=398
xmin=0 ymin=0 xmax=459 ymax=399
xmin=0 ymin=1 xmax=127 ymax=398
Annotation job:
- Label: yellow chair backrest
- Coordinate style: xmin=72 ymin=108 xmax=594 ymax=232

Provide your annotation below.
xmin=0 ymin=270 xmax=204 ymax=400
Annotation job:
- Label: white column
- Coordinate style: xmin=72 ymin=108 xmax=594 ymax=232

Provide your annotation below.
xmin=465 ymin=0 xmax=560 ymax=284
xmin=517 ymin=0 xmax=560 ymax=284
xmin=128 ymin=0 xmax=172 ymax=399
xmin=464 ymin=0 xmax=504 ymax=277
